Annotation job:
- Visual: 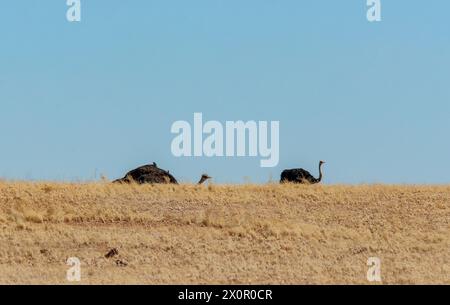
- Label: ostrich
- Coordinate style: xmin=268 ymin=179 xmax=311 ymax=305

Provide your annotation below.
xmin=113 ymin=163 xmax=211 ymax=185
xmin=280 ymin=161 xmax=325 ymax=184
xmin=197 ymin=174 xmax=212 ymax=185
xmin=113 ymin=163 xmax=177 ymax=184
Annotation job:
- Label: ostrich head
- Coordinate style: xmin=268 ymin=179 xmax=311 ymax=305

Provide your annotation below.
xmin=198 ymin=174 xmax=212 ymax=185
xmin=320 ymin=160 xmax=325 ymax=165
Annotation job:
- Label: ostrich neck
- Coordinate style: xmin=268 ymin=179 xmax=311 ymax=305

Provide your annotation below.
xmin=318 ymin=163 xmax=323 ymax=182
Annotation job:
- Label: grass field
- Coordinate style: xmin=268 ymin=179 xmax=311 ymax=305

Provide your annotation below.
xmin=0 ymin=182 xmax=448 ymax=284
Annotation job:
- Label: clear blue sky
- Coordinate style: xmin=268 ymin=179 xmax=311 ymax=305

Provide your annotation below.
xmin=0 ymin=1 xmax=449 ymax=184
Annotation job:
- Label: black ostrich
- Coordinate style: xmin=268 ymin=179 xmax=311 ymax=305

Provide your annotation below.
xmin=280 ymin=161 xmax=325 ymax=184
xmin=113 ymin=163 xmax=212 ymax=185
xmin=113 ymin=163 xmax=178 ymax=184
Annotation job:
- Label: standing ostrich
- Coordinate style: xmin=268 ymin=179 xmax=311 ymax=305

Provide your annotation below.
xmin=280 ymin=161 xmax=325 ymax=184
xmin=113 ymin=163 xmax=211 ymax=185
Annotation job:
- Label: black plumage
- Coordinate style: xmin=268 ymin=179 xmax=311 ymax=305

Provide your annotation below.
xmin=114 ymin=163 xmax=178 ymax=184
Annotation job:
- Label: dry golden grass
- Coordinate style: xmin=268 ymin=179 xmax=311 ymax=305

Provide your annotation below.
xmin=0 ymin=181 xmax=448 ymax=284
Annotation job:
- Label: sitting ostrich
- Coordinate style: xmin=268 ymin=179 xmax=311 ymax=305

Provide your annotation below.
xmin=114 ymin=163 xmax=211 ymax=185
xmin=280 ymin=161 xmax=325 ymax=184
xmin=198 ymin=174 xmax=212 ymax=185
